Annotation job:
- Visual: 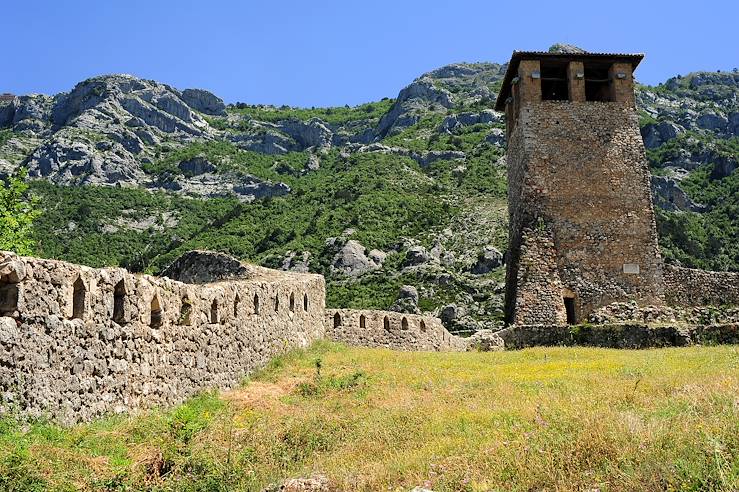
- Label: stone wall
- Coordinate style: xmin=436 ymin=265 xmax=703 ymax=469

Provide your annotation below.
xmin=497 ymin=322 xmax=739 ymax=350
xmin=324 ymin=309 xmax=466 ymax=351
xmin=512 ymin=227 xmax=568 ymax=325
xmin=505 ymin=99 xmax=664 ymax=323
xmin=663 ymin=264 xmax=739 ymax=308
xmin=0 ymin=251 xmax=325 ymax=423
xmin=589 ymin=301 xmax=739 ymax=325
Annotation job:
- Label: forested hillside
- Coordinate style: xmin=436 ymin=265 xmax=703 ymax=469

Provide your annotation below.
xmin=1 ymin=46 xmax=737 ymax=331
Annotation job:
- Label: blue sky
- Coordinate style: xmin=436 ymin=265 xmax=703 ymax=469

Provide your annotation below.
xmin=4 ymin=0 xmax=737 ymax=107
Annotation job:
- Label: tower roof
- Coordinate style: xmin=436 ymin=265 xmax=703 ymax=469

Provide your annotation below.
xmin=494 ymin=51 xmax=644 ymax=111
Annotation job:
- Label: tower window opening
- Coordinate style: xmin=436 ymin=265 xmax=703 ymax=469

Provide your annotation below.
xmin=564 ymin=297 xmax=577 ymax=325
xmin=585 ymin=64 xmax=613 ymax=102
xmin=541 ymin=61 xmax=569 ymax=101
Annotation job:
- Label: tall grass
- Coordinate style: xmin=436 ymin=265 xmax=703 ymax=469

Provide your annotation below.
xmin=1 ymin=343 xmax=738 ymax=491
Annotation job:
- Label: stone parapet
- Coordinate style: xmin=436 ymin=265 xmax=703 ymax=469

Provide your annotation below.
xmin=0 ymin=251 xmax=325 ymax=423
xmin=324 ymin=309 xmax=466 ymax=352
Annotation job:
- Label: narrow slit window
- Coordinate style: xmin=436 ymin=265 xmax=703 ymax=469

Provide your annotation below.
xmin=253 ymin=293 xmax=260 ymax=314
xmin=72 ymin=277 xmax=86 ymax=320
xmin=0 ymin=282 xmax=19 ymax=316
xmin=333 ymin=312 xmax=341 ymax=328
xmin=383 ymin=316 xmax=390 ymax=331
xmin=180 ymin=298 xmax=192 ymax=326
xmin=150 ymin=295 xmax=162 ymax=328
xmin=289 ymin=292 xmax=295 ymax=312
xmin=420 ymin=320 xmax=426 ymax=332
xmin=303 ymin=293 xmax=308 ymax=311
xmin=234 ymin=294 xmax=240 ymax=317
xmin=359 ymin=314 xmax=366 ymax=329
xmin=113 ymin=280 xmax=126 ymax=324
xmin=210 ymin=299 xmax=218 ymax=324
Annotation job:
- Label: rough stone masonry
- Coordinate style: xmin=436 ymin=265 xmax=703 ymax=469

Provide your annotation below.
xmin=496 ymin=50 xmax=739 ymax=326
xmin=0 ymin=250 xmax=460 ymax=423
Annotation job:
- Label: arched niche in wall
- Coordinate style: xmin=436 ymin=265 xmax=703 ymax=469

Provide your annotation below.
xmin=180 ymin=297 xmax=192 ymax=326
xmin=112 ymin=280 xmax=126 ymax=324
xmin=210 ymin=299 xmax=219 ymax=324
xmin=0 ymin=281 xmax=19 ymax=316
xmin=150 ymin=295 xmax=163 ymax=328
xmin=72 ymin=277 xmax=86 ymax=320
xmin=383 ymin=316 xmax=390 ymax=331
xmin=359 ymin=314 xmax=366 ymax=329
xmin=401 ymin=317 xmax=409 ymax=330
xmin=333 ymin=312 xmax=341 ymax=328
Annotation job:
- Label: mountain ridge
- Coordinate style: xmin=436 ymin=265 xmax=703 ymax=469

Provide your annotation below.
xmin=2 ymin=50 xmax=738 ymax=332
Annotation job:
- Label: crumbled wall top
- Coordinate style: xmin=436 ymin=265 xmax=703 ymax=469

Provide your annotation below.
xmin=162 ymin=250 xmax=320 ymax=285
xmin=161 ymin=250 xmax=252 ymax=283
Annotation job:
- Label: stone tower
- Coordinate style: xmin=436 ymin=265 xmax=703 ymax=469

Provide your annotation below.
xmin=496 ymin=50 xmax=664 ymax=325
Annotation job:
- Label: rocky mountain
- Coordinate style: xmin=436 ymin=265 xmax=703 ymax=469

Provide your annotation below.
xmin=2 ymin=46 xmax=738 ymax=332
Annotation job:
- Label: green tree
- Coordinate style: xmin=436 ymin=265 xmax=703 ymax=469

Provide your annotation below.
xmin=0 ymin=168 xmax=41 ymax=255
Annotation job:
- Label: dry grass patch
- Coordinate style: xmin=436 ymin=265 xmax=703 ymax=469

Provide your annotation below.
xmin=1 ymin=342 xmax=739 ymax=491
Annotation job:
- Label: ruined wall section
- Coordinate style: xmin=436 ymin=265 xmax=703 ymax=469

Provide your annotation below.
xmin=512 ymin=227 xmax=568 ymax=325
xmin=507 ymin=100 xmax=664 ymax=322
xmin=0 ymin=252 xmax=325 ymax=423
xmin=497 ymin=322 xmax=739 ymax=350
xmin=663 ymin=264 xmax=739 ymax=308
xmin=324 ymin=309 xmax=467 ymax=351
xmin=160 ymin=249 xmax=254 ymax=283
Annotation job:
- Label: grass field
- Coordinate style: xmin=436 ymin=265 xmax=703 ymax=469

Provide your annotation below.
xmin=1 ymin=342 xmax=739 ymax=491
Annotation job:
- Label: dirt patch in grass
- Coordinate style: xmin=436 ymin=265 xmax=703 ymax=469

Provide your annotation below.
xmin=223 ymin=379 xmax=300 ymax=412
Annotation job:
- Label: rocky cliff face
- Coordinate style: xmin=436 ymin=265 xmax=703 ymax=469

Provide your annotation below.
xmin=377 ymin=63 xmax=505 ymax=137
xmin=3 ymin=75 xmax=212 ymax=185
